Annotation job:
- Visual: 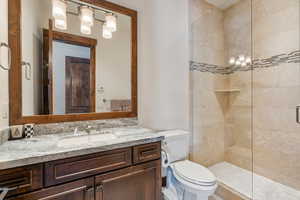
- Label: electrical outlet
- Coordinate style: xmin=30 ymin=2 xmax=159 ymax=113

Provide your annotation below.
xmin=1 ymin=111 xmax=8 ymax=120
xmin=0 ymin=103 xmax=8 ymax=120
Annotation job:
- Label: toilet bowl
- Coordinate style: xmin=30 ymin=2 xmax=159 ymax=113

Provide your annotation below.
xmin=159 ymin=130 xmax=217 ymax=200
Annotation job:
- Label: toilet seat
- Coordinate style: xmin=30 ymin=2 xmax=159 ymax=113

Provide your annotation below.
xmin=172 ymin=160 xmax=217 ymax=187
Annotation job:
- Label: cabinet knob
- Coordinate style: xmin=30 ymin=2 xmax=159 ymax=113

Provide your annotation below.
xmin=96 ymin=185 xmax=103 ymax=192
xmin=95 ymin=185 xmax=103 ymax=200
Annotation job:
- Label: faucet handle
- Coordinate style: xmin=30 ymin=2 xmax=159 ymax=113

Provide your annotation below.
xmin=86 ymin=126 xmax=94 ymax=134
xmin=74 ymin=128 xmax=79 ymax=136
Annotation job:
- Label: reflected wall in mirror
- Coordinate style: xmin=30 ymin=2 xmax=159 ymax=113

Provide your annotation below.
xmin=21 ymin=0 xmax=132 ymax=116
xmin=9 ymin=0 xmax=137 ymax=125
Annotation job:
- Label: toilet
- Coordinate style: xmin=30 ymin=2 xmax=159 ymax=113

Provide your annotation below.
xmin=159 ymin=130 xmax=217 ymax=200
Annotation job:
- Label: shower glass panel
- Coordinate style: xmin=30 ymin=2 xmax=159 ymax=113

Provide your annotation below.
xmin=252 ymin=0 xmax=300 ymax=199
xmin=189 ymin=0 xmax=253 ymax=199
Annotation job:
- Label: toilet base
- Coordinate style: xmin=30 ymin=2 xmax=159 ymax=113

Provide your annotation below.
xmin=162 ymin=187 xmax=210 ymax=200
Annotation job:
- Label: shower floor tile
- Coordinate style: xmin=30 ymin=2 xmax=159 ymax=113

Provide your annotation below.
xmin=209 ymin=162 xmax=300 ymax=200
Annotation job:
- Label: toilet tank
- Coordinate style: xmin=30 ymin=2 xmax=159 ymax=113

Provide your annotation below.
xmin=159 ymin=130 xmax=190 ymax=163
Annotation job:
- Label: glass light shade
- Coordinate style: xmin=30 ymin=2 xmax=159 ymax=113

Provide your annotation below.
xmin=105 ymin=13 xmax=117 ymax=32
xmin=80 ymin=6 xmax=94 ymax=27
xmin=52 ymin=0 xmax=67 ymax=20
xmin=238 ymin=55 xmax=245 ymax=62
xmin=235 ymin=60 xmax=241 ymax=66
xmin=55 ymin=18 xmax=67 ymax=30
xmin=103 ymin=23 xmax=112 ymax=39
xmin=81 ymin=24 xmax=92 ymax=35
xmin=229 ymin=57 xmax=236 ymax=65
xmin=246 ymin=57 xmax=252 ymax=64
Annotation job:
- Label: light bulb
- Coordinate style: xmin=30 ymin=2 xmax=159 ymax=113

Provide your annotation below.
xmin=246 ymin=56 xmax=252 ymax=64
xmin=55 ymin=18 xmax=67 ymax=30
xmin=81 ymin=24 xmax=92 ymax=35
xmin=52 ymin=0 xmax=67 ymax=20
xmin=239 ymin=55 xmax=245 ymax=62
xmin=105 ymin=13 xmax=117 ymax=32
xmin=80 ymin=6 xmax=94 ymax=27
xmin=103 ymin=23 xmax=112 ymax=39
xmin=235 ymin=60 xmax=241 ymax=66
xmin=229 ymin=57 xmax=236 ymax=65
xmin=241 ymin=62 xmax=247 ymax=67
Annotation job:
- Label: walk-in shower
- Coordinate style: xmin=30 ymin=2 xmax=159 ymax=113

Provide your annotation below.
xmin=189 ymin=0 xmax=300 ymax=199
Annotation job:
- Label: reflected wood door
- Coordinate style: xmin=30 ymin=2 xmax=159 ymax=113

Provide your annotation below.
xmin=95 ymin=160 xmax=161 ymax=200
xmin=42 ymin=20 xmax=54 ymax=114
xmin=65 ymin=56 xmax=93 ymax=114
xmin=7 ymin=178 xmax=94 ymax=200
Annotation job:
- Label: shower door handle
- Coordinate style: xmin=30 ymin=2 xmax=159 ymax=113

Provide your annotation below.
xmin=296 ymin=106 xmax=300 ymax=124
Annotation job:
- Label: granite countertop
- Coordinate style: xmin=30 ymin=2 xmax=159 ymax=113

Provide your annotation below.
xmin=0 ymin=127 xmax=164 ymax=170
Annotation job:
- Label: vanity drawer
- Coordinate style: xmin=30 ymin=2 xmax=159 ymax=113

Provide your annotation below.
xmin=44 ymin=147 xmax=132 ymax=187
xmin=0 ymin=164 xmax=43 ymax=197
xmin=133 ymin=142 xmax=161 ymax=164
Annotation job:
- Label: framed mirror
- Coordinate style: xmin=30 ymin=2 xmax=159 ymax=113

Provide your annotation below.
xmin=9 ymin=0 xmax=137 ymax=125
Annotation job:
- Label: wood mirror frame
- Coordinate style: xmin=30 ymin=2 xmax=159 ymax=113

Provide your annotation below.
xmin=9 ymin=0 xmax=138 ymax=125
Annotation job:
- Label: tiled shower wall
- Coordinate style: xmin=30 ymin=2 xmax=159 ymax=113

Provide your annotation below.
xmin=189 ymin=0 xmax=229 ymax=166
xmin=252 ymin=0 xmax=300 ymax=190
xmin=190 ymin=0 xmax=300 ymax=191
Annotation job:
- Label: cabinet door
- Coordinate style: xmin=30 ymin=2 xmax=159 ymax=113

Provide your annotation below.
xmin=7 ymin=178 xmax=94 ymax=200
xmin=95 ymin=160 xmax=161 ymax=200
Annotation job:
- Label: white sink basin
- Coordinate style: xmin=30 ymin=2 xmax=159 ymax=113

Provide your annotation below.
xmin=57 ymin=134 xmax=117 ymax=148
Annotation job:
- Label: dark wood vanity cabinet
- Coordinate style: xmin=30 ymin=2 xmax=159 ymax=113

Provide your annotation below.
xmin=95 ymin=160 xmax=161 ymax=200
xmin=0 ymin=164 xmax=43 ymax=197
xmin=8 ymin=178 xmax=94 ymax=200
xmin=3 ymin=142 xmax=161 ymax=200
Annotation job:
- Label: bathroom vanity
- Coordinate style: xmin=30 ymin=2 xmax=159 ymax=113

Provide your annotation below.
xmin=0 ymin=130 xmax=163 ymax=200
xmin=1 ymin=0 xmax=164 ymax=198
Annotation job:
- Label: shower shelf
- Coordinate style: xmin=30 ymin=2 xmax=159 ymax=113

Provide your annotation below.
xmin=214 ymin=89 xmax=240 ymax=93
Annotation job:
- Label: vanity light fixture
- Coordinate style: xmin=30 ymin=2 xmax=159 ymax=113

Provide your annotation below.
xmin=81 ymin=23 xmax=92 ymax=35
xmin=52 ymin=0 xmax=118 ymax=38
xmin=229 ymin=57 xmax=236 ymax=65
xmin=52 ymin=0 xmax=67 ymax=30
xmin=245 ymin=56 xmax=252 ymax=64
xmin=54 ymin=18 xmax=67 ymax=30
xmin=105 ymin=13 xmax=117 ymax=32
xmin=229 ymin=55 xmax=252 ymax=67
xmin=235 ymin=60 xmax=241 ymax=66
xmin=238 ymin=55 xmax=245 ymax=62
xmin=52 ymin=0 xmax=67 ymax=19
xmin=103 ymin=23 xmax=112 ymax=39
xmin=80 ymin=6 xmax=94 ymax=27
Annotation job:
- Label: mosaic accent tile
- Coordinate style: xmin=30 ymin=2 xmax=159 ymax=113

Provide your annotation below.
xmin=190 ymin=50 xmax=300 ymax=74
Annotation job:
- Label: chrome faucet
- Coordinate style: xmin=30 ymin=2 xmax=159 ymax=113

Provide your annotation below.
xmin=86 ymin=126 xmax=94 ymax=135
xmin=74 ymin=128 xmax=80 ymax=136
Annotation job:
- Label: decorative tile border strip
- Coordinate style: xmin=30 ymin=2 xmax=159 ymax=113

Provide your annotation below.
xmin=190 ymin=50 xmax=300 ymax=75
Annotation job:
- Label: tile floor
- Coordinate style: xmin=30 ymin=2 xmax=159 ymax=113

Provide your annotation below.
xmin=209 ymin=162 xmax=300 ymax=200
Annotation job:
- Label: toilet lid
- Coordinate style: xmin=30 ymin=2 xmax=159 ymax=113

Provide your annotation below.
xmin=173 ymin=160 xmax=216 ymax=186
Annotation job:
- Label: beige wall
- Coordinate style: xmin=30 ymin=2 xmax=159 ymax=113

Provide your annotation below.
xmin=0 ymin=0 xmax=9 ymax=129
xmin=189 ymin=0 xmax=228 ymax=166
xmin=252 ymin=0 xmax=300 ymax=190
xmin=21 ymin=0 xmax=45 ymax=116
xmin=0 ymin=0 xmax=190 ymax=130
xmin=224 ymin=0 xmax=252 ymax=171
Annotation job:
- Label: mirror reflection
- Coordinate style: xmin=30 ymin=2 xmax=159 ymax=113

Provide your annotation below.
xmin=21 ymin=0 xmax=132 ymax=116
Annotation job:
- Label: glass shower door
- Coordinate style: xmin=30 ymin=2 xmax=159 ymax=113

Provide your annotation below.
xmin=252 ymin=0 xmax=300 ymax=199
